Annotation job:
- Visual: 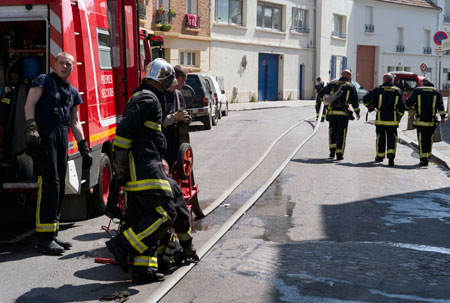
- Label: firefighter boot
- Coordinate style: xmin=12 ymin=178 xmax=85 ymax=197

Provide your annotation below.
xmin=54 ymin=231 xmax=72 ymax=250
xmin=106 ymin=235 xmax=131 ymax=273
xmin=336 ymin=153 xmax=344 ymax=161
xmin=37 ymin=239 xmax=65 ymax=255
xmin=132 ymin=268 xmax=165 ymax=285
xmin=329 ymin=149 xmax=335 ymax=159
xmin=388 ymin=159 xmax=395 ymax=166
xmin=375 ymin=156 xmax=383 ymax=162
xmin=54 ymin=237 xmax=72 ymax=250
xmin=420 ymin=159 xmax=429 ymax=166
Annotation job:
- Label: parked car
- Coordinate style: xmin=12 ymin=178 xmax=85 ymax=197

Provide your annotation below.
xmin=184 ymin=73 xmax=220 ymax=130
xmin=351 ymin=80 xmax=368 ymax=101
xmin=204 ymin=74 xmax=228 ymax=118
xmin=391 ymin=71 xmax=424 ymax=99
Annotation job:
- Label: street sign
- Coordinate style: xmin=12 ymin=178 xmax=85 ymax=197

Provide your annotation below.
xmin=434 ymin=31 xmax=448 ymax=45
xmin=420 ymin=63 xmax=427 ymax=72
xmin=442 ymin=38 xmax=450 ymax=51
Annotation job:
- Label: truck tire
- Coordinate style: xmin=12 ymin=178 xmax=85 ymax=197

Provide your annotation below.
xmin=89 ymin=153 xmax=112 ymax=217
xmin=203 ymin=112 xmax=212 ymax=130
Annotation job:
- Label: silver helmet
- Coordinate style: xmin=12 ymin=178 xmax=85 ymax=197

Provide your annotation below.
xmin=145 ymin=58 xmax=175 ymax=90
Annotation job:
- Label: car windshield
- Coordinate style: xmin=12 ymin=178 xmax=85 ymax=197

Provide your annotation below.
xmin=396 ymin=79 xmax=417 ymax=92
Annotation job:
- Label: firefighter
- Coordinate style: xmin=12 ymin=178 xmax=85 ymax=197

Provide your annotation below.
xmin=163 ymin=65 xmax=191 ymax=168
xmin=363 ymin=73 xmax=405 ymax=166
xmin=106 ymin=58 xmax=177 ymax=285
xmin=157 ymin=160 xmax=198 ymax=271
xmin=315 ymin=77 xmax=326 ymax=122
xmin=405 ymin=78 xmax=446 ymax=166
xmin=318 ymin=70 xmax=360 ymax=160
xmin=24 ymin=52 xmax=92 ymax=255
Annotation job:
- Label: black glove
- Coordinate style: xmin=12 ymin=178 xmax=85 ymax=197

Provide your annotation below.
xmin=24 ymin=119 xmax=41 ymax=146
xmin=78 ymin=139 xmax=93 ymax=168
xmin=114 ymin=150 xmax=130 ymax=186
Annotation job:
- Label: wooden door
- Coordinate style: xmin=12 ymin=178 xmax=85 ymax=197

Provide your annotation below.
xmin=356 ymin=45 xmax=375 ymax=90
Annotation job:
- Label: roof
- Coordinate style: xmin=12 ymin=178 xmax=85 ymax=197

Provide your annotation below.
xmin=376 ymin=0 xmax=440 ymax=10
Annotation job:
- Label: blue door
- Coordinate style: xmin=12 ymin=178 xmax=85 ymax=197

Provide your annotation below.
xmin=299 ymin=64 xmax=303 ymax=99
xmin=258 ymin=53 xmax=279 ymax=101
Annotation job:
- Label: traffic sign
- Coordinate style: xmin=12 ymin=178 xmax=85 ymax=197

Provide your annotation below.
xmin=420 ymin=63 xmax=427 ymax=72
xmin=434 ymin=31 xmax=448 ymax=45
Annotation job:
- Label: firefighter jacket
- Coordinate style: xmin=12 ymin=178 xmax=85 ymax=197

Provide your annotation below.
xmin=113 ymin=82 xmax=173 ymax=199
xmin=318 ymin=77 xmax=360 ymax=117
xmin=405 ymin=84 xmax=446 ymax=127
xmin=363 ymin=82 xmax=405 ymax=126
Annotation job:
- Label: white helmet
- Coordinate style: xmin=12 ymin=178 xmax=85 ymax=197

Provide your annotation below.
xmin=145 ymin=58 xmax=175 ymax=90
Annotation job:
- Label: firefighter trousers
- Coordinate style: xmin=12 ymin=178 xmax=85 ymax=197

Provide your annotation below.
xmin=34 ymin=126 xmax=68 ymax=240
xmin=315 ymin=96 xmax=326 ymax=121
xmin=416 ymin=126 xmax=435 ymax=161
xmin=376 ymin=125 xmax=398 ymax=159
xmin=328 ymin=116 xmax=349 ymax=156
xmin=120 ymin=191 xmax=176 ymax=272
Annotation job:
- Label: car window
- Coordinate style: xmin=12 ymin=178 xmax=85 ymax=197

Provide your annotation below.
xmin=396 ymin=79 xmax=417 ymax=92
xmin=202 ymin=76 xmax=213 ymax=96
xmin=186 ymin=75 xmax=204 ymax=100
xmin=352 ymin=81 xmax=361 ymax=90
xmin=204 ymin=77 xmax=217 ymax=94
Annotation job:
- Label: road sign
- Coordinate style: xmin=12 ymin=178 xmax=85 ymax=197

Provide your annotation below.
xmin=442 ymin=39 xmax=450 ymax=51
xmin=434 ymin=31 xmax=448 ymax=45
xmin=420 ymin=63 xmax=427 ymax=72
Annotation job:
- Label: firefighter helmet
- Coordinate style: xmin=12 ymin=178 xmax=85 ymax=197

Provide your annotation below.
xmin=145 ymin=58 xmax=175 ymax=90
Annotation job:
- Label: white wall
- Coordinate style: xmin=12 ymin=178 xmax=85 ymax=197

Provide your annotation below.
xmin=351 ymin=0 xmax=439 ymax=86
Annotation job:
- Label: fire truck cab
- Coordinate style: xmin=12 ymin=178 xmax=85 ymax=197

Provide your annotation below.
xmin=0 ymin=0 xmax=163 ymax=221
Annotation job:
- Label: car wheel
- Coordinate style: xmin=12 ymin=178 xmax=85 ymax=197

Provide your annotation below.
xmin=212 ymin=105 xmax=219 ymax=126
xmin=222 ymin=102 xmax=228 ymax=116
xmin=203 ymin=112 xmax=212 ymax=130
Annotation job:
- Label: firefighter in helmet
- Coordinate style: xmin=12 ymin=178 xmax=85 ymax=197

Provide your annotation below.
xmin=318 ymin=69 xmax=361 ymax=160
xmin=405 ymin=78 xmax=446 ymax=166
xmin=106 ymin=58 xmax=177 ymax=284
xmin=363 ymin=73 xmax=405 ymax=166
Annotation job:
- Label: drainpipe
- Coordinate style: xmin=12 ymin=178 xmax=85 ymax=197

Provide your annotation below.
xmin=313 ymin=0 xmax=317 ymax=94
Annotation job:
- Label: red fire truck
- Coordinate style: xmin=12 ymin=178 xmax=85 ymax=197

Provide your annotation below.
xmin=0 ymin=0 xmax=163 ymax=221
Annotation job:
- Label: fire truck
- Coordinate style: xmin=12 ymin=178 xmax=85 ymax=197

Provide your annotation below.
xmin=0 ymin=0 xmax=163 ymax=221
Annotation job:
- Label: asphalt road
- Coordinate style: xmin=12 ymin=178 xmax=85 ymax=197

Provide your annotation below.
xmin=3 ymin=104 xmax=450 ymax=302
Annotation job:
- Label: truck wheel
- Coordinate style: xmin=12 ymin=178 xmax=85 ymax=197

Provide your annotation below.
xmin=203 ymin=113 xmax=212 ymax=130
xmin=177 ymin=143 xmax=193 ymax=180
xmin=212 ymin=106 xmax=219 ymax=126
xmin=89 ymin=153 xmax=112 ymax=217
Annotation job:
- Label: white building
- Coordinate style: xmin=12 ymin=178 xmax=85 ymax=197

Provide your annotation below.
xmin=210 ymin=0 xmax=316 ymax=102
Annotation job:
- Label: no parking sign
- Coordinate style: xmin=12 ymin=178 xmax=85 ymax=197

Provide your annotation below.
xmin=420 ymin=63 xmax=427 ymax=73
xmin=434 ymin=31 xmax=448 ymax=45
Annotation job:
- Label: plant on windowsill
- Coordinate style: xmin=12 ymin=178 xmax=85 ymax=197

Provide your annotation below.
xmin=168 ymin=8 xmax=176 ymax=18
xmin=157 ymin=4 xmax=165 ymax=15
xmin=161 ymin=23 xmax=172 ymax=31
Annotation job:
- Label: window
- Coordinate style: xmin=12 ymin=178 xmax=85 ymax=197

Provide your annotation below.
xmin=332 ymin=14 xmax=346 ymax=38
xmin=257 ymin=2 xmax=282 ymax=31
xmin=424 ymin=30 xmax=431 ymax=54
xmin=187 ymin=0 xmax=197 ymax=15
xmin=365 ymin=6 xmax=374 ymax=32
xmin=387 ymin=66 xmax=395 ymax=72
xmin=396 ymin=27 xmax=404 ymax=52
xmin=292 ymin=8 xmax=309 ymax=33
xmin=97 ymin=29 xmax=112 ymax=69
xmin=445 ymin=0 xmax=450 ymax=22
xmin=216 ymin=0 xmax=243 ymax=25
xmin=157 ymin=0 xmax=169 ymax=12
xmin=180 ymin=51 xmax=197 ymax=67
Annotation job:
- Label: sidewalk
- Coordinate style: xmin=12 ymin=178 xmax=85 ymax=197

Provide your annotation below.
xmin=229 ymin=99 xmax=450 ymax=169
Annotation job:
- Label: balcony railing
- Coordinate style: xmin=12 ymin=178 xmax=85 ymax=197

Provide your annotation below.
xmin=185 ymin=14 xmax=201 ymax=29
xmin=291 ymin=26 xmax=310 ymax=34
xmin=155 ymin=11 xmax=170 ymax=24
xmin=444 ymin=50 xmax=450 ymax=55
xmin=423 ymin=47 xmax=432 ymax=54
xmin=365 ymin=24 xmax=374 ymax=33
xmin=396 ymin=45 xmax=405 ymax=52
xmin=445 ymin=15 xmax=450 ymax=23
xmin=331 ymin=31 xmax=347 ymax=39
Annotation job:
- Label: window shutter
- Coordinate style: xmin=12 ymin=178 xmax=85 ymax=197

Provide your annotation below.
xmin=331 ymin=55 xmax=336 ymax=79
xmin=342 ymin=56 xmax=347 ymax=70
